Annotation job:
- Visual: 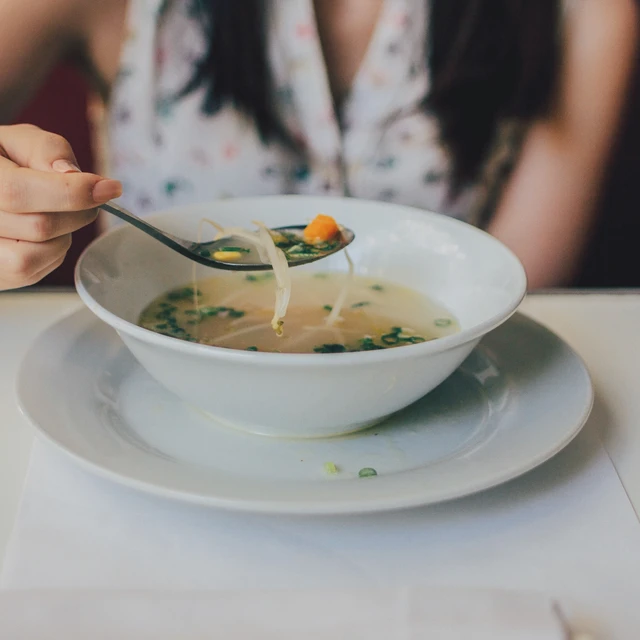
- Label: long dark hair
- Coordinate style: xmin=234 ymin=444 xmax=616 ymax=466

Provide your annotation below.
xmin=184 ymin=0 xmax=561 ymax=192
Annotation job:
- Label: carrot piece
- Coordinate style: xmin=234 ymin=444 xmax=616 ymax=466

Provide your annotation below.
xmin=303 ymin=214 xmax=340 ymax=244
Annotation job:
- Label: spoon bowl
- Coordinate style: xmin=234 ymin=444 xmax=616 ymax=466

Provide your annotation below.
xmin=100 ymin=202 xmax=354 ymax=270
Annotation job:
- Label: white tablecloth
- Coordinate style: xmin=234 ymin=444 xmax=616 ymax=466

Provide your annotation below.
xmin=2 ymin=423 xmax=640 ymax=637
xmin=0 ymin=588 xmax=569 ymax=639
xmin=3 ymin=292 xmax=640 ymax=638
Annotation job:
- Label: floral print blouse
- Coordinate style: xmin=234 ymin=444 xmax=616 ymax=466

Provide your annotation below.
xmin=108 ymin=0 xmax=522 ymax=224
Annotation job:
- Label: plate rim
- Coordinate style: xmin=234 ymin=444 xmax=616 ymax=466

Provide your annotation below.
xmin=16 ymin=308 xmax=594 ymax=515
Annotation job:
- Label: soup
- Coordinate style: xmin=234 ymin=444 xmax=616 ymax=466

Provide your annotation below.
xmin=139 ymin=272 xmax=459 ymax=353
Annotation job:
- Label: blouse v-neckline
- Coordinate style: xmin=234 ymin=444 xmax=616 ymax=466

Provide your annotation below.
xmin=269 ymin=0 xmax=422 ymax=164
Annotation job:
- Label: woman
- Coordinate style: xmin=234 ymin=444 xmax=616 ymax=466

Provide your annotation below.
xmin=0 ymin=0 xmax=636 ymax=291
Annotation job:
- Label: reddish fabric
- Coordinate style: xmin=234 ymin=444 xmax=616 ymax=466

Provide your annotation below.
xmin=13 ymin=64 xmax=97 ymax=287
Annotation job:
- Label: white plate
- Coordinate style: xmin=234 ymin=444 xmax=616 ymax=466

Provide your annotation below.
xmin=16 ymin=309 xmax=592 ymax=515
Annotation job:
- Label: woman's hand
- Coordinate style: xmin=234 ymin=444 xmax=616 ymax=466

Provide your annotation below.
xmin=0 ymin=124 xmax=122 ymax=290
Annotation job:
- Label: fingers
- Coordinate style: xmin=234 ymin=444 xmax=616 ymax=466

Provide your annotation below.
xmin=0 ymin=208 xmax=98 ymax=242
xmin=5 ymin=252 xmax=67 ymax=290
xmin=0 ymin=125 xmax=122 ymax=289
xmin=0 ymin=124 xmax=81 ymax=172
xmin=0 ymin=125 xmax=122 ymax=211
xmin=0 ymin=234 xmax=72 ymax=290
xmin=0 ymin=159 xmax=122 ymax=213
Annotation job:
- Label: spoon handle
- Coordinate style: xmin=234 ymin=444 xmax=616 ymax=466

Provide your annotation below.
xmin=100 ymin=202 xmax=196 ymax=254
xmin=100 ymin=202 xmax=174 ymax=242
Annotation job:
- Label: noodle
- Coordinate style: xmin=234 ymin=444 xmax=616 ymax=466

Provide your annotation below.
xmin=194 ymin=218 xmax=292 ymax=335
xmin=325 ymin=249 xmax=354 ymax=326
xmin=253 ymin=221 xmax=291 ymax=336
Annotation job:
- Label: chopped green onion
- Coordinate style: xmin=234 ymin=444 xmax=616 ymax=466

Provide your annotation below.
xmin=351 ymin=301 xmax=370 ymax=308
xmin=324 ymin=462 xmax=339 ymax=475
xmin=359 ymin=337 xmax=384 ymax=351
xmin=323 ymin=305 xmax=333 ymax=312
xmin=358 ymin=467 xmax=377 ymax=478
xmin=246 ymin=346 xmax=258 ymax=352
xmin=167 ymin=287 xmax=201 ymax=301
xmin=381 ymin=326 xmax=425 ymax=346
xmin=435 ymin=318 xmax=452 ymax=327
xmin=218 ymin=246 xmax=250 ymax=253
xmin=313 ymin=343 xmax=347 ymax=353
xmin=285 ymin=243 xmax=317 ymax=256
xmin=370 ymin=284 xmax=384 ymax=291
xmin=193 ymin=306 xmax=246 ymax=319
xmin=245 ymin=273 xmax=274 ymax=282
xmin=381 ymin=331 xmax=401 ymax=345
xmin=155 ymin=306 xmax=177 ymax=320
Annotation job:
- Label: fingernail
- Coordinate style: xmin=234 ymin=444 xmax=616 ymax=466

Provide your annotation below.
xmin=52 ymin=159 xmax=81 ymax=173
xmin=93 ymin=179 xmax=123 ymax=203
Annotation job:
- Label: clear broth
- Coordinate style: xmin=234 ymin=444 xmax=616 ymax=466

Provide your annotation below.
xmin=139 ymin=272 xmax=459 ymax=353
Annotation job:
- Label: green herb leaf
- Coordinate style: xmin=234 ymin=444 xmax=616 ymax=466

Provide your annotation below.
xmin=358 ymin=467 xmax=377 ymax=478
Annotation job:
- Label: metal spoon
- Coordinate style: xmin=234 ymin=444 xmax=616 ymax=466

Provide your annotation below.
xmin=100 ymin=202 xmax=355 ymax=271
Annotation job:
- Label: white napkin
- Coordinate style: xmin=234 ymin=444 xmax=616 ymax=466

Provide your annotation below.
xmin=0 ymin=588 xmax=566 ymax=639
xmin=3 ymin=424 xmax=640 ymax=637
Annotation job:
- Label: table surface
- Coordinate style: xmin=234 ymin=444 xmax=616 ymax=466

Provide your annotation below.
xmin=2 ymin=291 xmax=640 ymax=577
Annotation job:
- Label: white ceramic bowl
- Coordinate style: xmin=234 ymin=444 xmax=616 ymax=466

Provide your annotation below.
xmin=76 ymin=196 xmax=526 ymax=438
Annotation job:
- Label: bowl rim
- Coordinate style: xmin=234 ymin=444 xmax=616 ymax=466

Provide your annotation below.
xmin=75 ymin=195 xmax=527 ymax=365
